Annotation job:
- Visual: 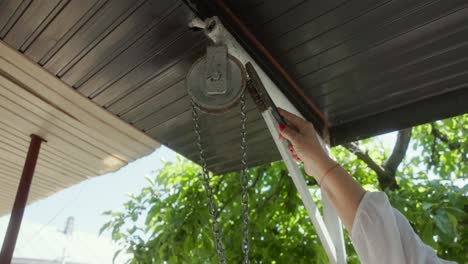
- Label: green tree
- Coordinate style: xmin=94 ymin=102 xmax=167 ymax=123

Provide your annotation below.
xmin=102 ymin=115 xmax=467 ymax=263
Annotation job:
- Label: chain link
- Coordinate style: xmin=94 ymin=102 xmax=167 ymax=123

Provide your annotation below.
xmin=191 ymin=92 xmax=250 ymax=264
xmin=239 ymin=93 xmax=250 ymax=264
xmin=191 ymin=99 xmax=227 ymax=264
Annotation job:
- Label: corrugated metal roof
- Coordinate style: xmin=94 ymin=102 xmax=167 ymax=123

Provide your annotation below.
xmin=1 ymin=0 xmax=467 ymax=176
xmin=0 ymin=42 xmax=158 ymax=215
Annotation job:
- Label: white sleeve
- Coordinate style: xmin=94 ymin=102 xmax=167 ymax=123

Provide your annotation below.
xmin=350 ymin=192 xmax=456 ymax=264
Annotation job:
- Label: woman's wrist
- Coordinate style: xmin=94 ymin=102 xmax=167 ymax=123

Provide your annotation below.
xmin=303 ymin=154 xmax=338 ymax=182
xmin=317 ymin=157 xmax=338 ymax=180
xmin=319 ymin=163 xmax=340 ymax=186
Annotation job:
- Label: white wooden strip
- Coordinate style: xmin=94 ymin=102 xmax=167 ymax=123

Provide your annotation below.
xmin=0 ymin=147 xmax=83 ymax=187
xmin=0 ymin=193 xmax=14 ymax=213
xmin=0 ymin=169 xmax=64 ymax=205
xmin=0 ymin=141 xmax=86 ymax=183
xmin=0 ymin=169 xmax=57 ymax=196
xmin=0 ymin=147 xmax=82 ymax=187
xmin=0 ymin=38 xmax=160 ymax=216
xmin=0 ymin=166 xmax=97 ymax=218
xmin=0 ymin=162 xmax=75 ymax=199
xmin=2 ymin=163 xmax=78 ymax=193
xmin=0 ymin=185 xmax=47 ymax=214
xmin=0 ymin=76 xmax=139 ymax=162
xmin=0 ymin=41 xmax=159 ymax=152
xmin=0 ymin=106 xmax=122 ymax=174
xmin=263 ymin=110 xmax=337 ymax=264
xmin=0 ymin=164 xmax=69 ymax=197
xmin=0 ymin=121 xmax=99 ymax=176
xmin=0 ymin=87 xmax=125 ymax=164
xmin=0 ymin=128 xmax=95 ymax=178
xmin=0 ymin=124 xmax=97 ymax=176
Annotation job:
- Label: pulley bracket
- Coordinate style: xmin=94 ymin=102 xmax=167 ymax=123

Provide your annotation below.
xmin=187 ymin=45 xmax=246 ymax=114
xmin=205 ymin=45 xmax=228 ymax=95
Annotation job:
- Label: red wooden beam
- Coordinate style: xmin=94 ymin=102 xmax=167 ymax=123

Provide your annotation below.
xmin=0 ymin=134 xmax=45 ymax=264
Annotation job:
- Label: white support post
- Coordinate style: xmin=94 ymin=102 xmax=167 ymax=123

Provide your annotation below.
xmin=198 ymin=16 xmax=347 ymax=264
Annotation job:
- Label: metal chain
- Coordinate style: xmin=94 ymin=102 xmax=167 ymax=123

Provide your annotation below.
xmin=191 ymin=99 xmax=227 ymax=264
xmin=191 ymin=92 xmax=250 ymax=264
xmin=239 ymin=93 xmax=250 ymax=264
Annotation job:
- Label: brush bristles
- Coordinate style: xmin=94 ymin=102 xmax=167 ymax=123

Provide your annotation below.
xmin=246 ymin=80 xmax=267 ymax=112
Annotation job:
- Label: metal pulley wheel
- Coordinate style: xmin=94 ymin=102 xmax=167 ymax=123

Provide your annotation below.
xmin=187 ymin=45 xmax=246 ymax=114
xmin=187 ymin=45 xmax=251 ymax=263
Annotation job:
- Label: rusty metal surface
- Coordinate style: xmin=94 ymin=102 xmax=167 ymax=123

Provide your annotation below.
xmin=0 ymin=134 xmax=44 ymax=263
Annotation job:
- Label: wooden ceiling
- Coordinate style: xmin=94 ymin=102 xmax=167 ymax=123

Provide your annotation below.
xmin=0 ymin=0 xmax=467 ymax=177
xmin=0 ymin=42 xmax=158 ymax=215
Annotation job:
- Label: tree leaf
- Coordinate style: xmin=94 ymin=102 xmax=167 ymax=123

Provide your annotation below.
xmin=422 ymin=223 xmax=437 ymax=249
xmin=112 ymin=249 xmax=122 ymax=264
xmin=99 ymin=222 xmax=111 ymax=236
xmin=434 ymin=209 xmax=456 ymax=239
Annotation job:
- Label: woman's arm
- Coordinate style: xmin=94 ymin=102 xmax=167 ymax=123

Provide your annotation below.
xmin=278 ymin=109 xmax=456 ymax=264
xmin=277 ymin=109 xmax=365 ymax=231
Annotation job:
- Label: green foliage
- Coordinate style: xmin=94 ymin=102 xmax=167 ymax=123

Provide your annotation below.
xmin=409 ymin=116 xmax=467 ymax=180
xmin=331 ymin=115 xmax=467 ymax=263
xmin=387 ymin=179 xmax=467 ymax=263
xmin=102 ymin=115 xmax=467 ymax=263
xmin=102 ymin=158 xmax=332 ymax=263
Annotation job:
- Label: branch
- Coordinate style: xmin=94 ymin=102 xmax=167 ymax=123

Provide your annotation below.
xmin=431 ymin=123 xmax=460 ymax=150
xmin=384 ymin=128 xmax=412 ymax=174
xmin=344 ymin=142 xmax=387 ymax=176
xmin=344 ymin=137 xmax=394 ymax=190
xmin=345 ymin=128 xmax=412 ymax=190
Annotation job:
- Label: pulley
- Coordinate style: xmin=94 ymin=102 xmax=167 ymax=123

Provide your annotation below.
xmin=186 ymin=45 xmax=246 ymax=114
xmin=187 ymin=44 xmax=251 ymax=263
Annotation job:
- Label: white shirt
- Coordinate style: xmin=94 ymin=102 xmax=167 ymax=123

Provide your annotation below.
xmin=351 ymin=192 xmax=456 ymax=264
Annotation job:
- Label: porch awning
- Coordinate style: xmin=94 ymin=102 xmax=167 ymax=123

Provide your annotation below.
xmin=0 ymin=42 xmax=159 ymax=215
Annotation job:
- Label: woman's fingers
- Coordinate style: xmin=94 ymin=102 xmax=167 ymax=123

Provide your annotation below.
xmin=278 ymin=134 xmax=285 ymax=141
xmin=279 ymin=123 xmax=300 ymax=143
xmin=278 ymin=108 xmax=307 ymax=130
xmin=288 ymin=144 xmax=302 ymax=162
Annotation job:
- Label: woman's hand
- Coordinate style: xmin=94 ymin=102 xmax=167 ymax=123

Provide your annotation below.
xmin=278 ymin=109 xmax=365 ymax=231
xmin=277 ymin=109 xmax=336 ymax=182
